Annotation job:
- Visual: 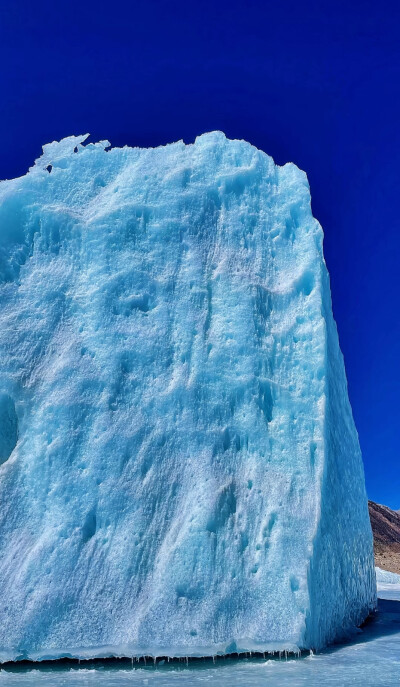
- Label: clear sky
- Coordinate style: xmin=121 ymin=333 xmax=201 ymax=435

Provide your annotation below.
xmin=1 ymin=0 xmax=399 ymax=507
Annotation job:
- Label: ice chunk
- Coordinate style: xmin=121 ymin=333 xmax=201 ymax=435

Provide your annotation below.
xmin=376 ymin=567 xmax=400 ymax=602
xmin=376 ymin=567 xmax=400 ymax=584
xmin=0 ymin=132 xmax=376 ymax=662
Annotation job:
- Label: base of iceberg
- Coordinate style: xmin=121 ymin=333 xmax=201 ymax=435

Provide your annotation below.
xmin=0 ymin=643 xmax=303 ymax=665
xmin=0 ymin=595 xmax=397 ymax=687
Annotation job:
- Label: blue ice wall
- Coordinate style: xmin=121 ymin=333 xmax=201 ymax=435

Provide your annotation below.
xmin=0 ymin=132 xmax=376 ymax=661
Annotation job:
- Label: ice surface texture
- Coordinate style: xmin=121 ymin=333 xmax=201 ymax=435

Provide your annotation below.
xmin=0 ymin=132 xmax=375 ymax=661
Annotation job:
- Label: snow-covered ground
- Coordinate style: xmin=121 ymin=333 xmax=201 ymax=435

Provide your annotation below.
xmin=0 ymin=575 xmax=399 ymax=686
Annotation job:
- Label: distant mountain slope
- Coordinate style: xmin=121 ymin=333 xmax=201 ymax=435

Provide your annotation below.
xmin=369 ymin=500 xmax=400 ymax=574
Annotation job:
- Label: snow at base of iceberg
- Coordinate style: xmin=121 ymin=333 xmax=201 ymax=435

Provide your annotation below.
xmin=0 ymin=132 xmax=376 ymax=661
xmin=375 ymin=567 xmax=400 ymax=584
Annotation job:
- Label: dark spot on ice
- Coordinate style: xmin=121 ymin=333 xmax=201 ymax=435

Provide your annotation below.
xmin=0 ymin=394 xmax=18 ymax=465
xmin=299 ymin=270 xmax=315 ymax=296
xmin=175 ymin=584 xmax=201 ymax=601
xmin=222 ymin=427 xmax=231 ymax=451
xmin=130 ymin=293 xmax=152 ymax=313
xmin=73 ymin=146 xmax=78 ymax=153
xmin=46 ymin=165 xmax=52 ymax=173
xmin=263 ymin=512 xmax=277 ymax=538
xmin=257 ymin=380 xmax=273 ymax=423
xmin=310 ymin=442 xmax=317 ymax=469
xmin=240 ymin=531 xmax=249 ymax=552
xmin=290 ymin=576 xmax=300 ymax=592
xmin=82 ymin=509 xmax=97 ymax=541
xmin=206 ymin=481 xmax=236 ymax=533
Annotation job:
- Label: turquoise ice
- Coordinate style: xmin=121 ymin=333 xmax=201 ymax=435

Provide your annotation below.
xmin=0 ymin=132 xmax=375 ymax=661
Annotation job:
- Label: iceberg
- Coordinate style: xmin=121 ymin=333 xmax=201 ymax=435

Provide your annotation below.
xmin=0 ymin=132 xmax=376 ymax=661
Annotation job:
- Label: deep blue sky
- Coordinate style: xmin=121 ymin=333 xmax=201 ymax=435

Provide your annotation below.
xmin=1 ymin=0 xmax=399 ymax=507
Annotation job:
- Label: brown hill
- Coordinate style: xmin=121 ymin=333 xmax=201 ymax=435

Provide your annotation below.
xmin=368 ymin=500 xmax=400 ymax=574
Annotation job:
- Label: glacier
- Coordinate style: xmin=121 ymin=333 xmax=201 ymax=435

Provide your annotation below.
xmin=0 ymin=132 xmax=376 ymax=661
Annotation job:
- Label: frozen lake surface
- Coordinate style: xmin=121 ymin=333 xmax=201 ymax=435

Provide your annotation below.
xmin=1 ymin=586 xmax=399 ymax=686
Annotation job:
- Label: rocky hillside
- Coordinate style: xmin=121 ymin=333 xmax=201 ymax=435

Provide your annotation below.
xmin=369 ymin=500 xmax=400 ymax=574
